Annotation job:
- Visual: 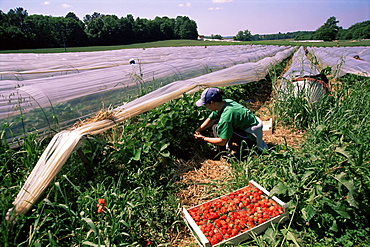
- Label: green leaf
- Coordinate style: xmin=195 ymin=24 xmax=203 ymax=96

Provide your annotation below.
xmin=286 ymin=230 xmax=300 ymax=247
xmin=82 ymin=241 xmax=105 ymax=247
xmin=301 ymin=204 xmax=316 ymax=221
xmin=82 ymin=217 xmax=98 ymax=235
xmin=47 ymin=230 xmax=58 ymax=245
xmin=142 ymin=142 xmax=153 ymax=153
xmin=301 ymin=170 xmax=315 ymax=184
xmin=334 ymin=146 xmax=352 ymax=160
xmin=132 ymin=148 xmax=142 ymax=161
xmin=329 ymin=219 xmax=338 ymax=232
xmin=287 ymin=186 xmax=297 ymax=196
xmin=333 ymin=172 xmax=358 ymax=208
xmin=160 ymin=150 xmax=170 ymax=157
xmin=322 ymin=196 xmax=352 ymax=219
xmin=263 ymin=228 xmax=275 ymax=245
xmin=270 ymin=182 xmax=288 ymax=196
xmin=159 ymin=143 xmax=170 ymax=152
xmin=333 ymin=205 xmax=351 ymax=219
xmin=356 ymin=145 xmax=364 ymax=166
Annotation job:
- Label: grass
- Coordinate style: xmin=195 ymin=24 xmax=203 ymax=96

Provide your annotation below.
xmin=1 ymin=39 xmax=369 ymax=53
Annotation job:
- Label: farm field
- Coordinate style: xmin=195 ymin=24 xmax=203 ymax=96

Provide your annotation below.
xmin=1 ymin=39 xmax=370 ymax=54
xmin=1 ymin=43 xmax=370 ymax=246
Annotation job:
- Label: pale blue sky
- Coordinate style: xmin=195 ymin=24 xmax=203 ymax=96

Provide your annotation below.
xmin=1 ymin=0 xmax=369 ymax=36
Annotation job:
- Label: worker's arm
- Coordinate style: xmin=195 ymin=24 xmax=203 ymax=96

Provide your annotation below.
xmin=194 ymin=118 xmax=227 ymax=146
xmin=194 ymin=133 xmax=228 ymax=146
xmin=195 ymin=118 xmax=215 ymax=132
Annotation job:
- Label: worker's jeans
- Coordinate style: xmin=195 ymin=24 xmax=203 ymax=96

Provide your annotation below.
xmin=212 ymin=117 xmax=267 ymax=153
xmin=212 ymin=123 xmax=257 ymax=154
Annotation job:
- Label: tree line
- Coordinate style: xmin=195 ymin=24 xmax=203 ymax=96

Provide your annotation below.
xmin=233 ymin=17 xmax=370 ymax=42
xmin=0 ymin=7 xmax=198 ymax=50
xmin=1 ymin=9 xmax=369 ymax=51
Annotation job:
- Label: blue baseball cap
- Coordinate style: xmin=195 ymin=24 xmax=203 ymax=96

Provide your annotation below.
xmin=195 ymin=88 xmax=221 ymax=107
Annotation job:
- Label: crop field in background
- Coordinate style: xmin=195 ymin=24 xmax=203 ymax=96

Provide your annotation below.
xmin=1 ymin=43 xmax=370 ymax=246
xmin=1 ymin=39 xmax=370 ymax=54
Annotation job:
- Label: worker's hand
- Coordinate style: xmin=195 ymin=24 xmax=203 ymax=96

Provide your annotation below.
xmin=194 ymin=132 xmax=205 ymax=141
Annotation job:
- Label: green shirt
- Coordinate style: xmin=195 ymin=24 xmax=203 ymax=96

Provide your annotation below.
xmin=208 ymin=99 xmax=258 ymax=139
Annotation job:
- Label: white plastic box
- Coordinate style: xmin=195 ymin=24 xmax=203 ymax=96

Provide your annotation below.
xmin=182 ymin=180 xmax=289 ymax=247
xmin=263 ymin=118 xmax=273 ymax=135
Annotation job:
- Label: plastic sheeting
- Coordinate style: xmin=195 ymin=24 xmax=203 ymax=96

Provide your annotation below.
xmin=282 ymin=46 xmax=320 ymax=81
xmin=6 ymin=45 xmax=296 ymax=223
xmin=308 ymin=46 xmax=370 ymax=78
xmin=1 ymin=45 xmax=290 ymax=144
xmin=314 ymin=46 xmax=370 ymax=62
xmin=279 ymin=46 xmax=327 ymax=103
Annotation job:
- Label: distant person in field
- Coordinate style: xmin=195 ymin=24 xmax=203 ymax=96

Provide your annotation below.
xmin=193 ymin=87 xmax=268 ymax=155
xmin=353 ymin=55 xmax=364 ymax=61
xmin=129 ymin=58 xmax=136 ymax=64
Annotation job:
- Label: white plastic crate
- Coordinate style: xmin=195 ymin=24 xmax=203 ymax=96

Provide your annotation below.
xmin=182 ymin=180 xmax=288 ymax=246
xmin=263 ymin=118 xmax=273 ymax=135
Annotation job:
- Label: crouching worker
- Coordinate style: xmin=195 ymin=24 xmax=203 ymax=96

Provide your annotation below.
xmin=193 ymin=87 xmax=268 ymax=156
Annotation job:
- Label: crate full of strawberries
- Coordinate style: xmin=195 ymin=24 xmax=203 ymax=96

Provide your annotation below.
xmin=182 ymin=180 xmax=289 ymax=247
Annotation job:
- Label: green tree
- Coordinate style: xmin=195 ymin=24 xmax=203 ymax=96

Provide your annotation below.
xmin=119 ymin=14 xmax=136 ymax=44
xmin=294 ymin=31 xmax=315 ymax=40
xmin=315 ymin=16 xmax=340 ymax=41
xmin=6 ymin=7 xmax=28 ymax=30
xmin=211 ymin=34 xmax=223 ymax=39
xmin=52 ymin=16 xmax=87 ymax=49
xmin=343 ymin=20 xmax=370 ymax=40
xmin=234 ymin=30 xmax=252 ymax=41
xmin=0 ymin=7 xmax=199 ymax=49
xmin=174 ymin=16 xmax=198 ymax=39
xmin=100 ymin=15 xmax=122 ymax=45
xmin=65 ymin=12 xmax=80 ymax=22
xmin=84 ymin=12 xmax=105 ymax=44
xmin=155 ymin=16 xmax=175 ymax=40
xmin=134 ymin=17 xmax=150 ymax=42
xmin=24 ymin=15 xmax=57 ymax=48
xmin=63 ymin=14 xmax=87 ymax=47
xmin=0 ymin=7 xmax=28 ymax=49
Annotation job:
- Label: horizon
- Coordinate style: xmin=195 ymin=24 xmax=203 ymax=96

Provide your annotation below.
xmin=0 ymin=0 xmax=369 ymax=37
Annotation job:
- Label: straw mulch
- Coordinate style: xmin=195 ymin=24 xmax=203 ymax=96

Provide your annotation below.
xmin=171 ymin=155 xmax=233 ymax=247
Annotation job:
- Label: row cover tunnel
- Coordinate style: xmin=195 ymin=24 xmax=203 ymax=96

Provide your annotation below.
xmin=1 ymin=45 xmax=291 ymax=145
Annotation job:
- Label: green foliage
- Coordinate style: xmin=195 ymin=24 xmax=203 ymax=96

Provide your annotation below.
xmin=0 ymin=8 xmax=198 ymax=50
xmin=104 ymin=92 xmax=209 ymax=166
xmin=294 ymin=31 xmax=315 ymax=41
xmin=221 ymin=82 xmax=261 ymax=106
xmin=315 ymin=16 xmax=340 ymax=41
xmin=274 ymin=83 xmax=332 ymax=129
xmin=211 ymin=34 xmax=223 ymax=40
xmin=234 ymin=30 xmax=252 ymax=41
xmin=337 ymin=20 xmax=370 ymax=40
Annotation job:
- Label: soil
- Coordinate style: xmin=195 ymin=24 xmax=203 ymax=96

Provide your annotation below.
xmin=170 ymin=79 xmax=306 ymax=246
